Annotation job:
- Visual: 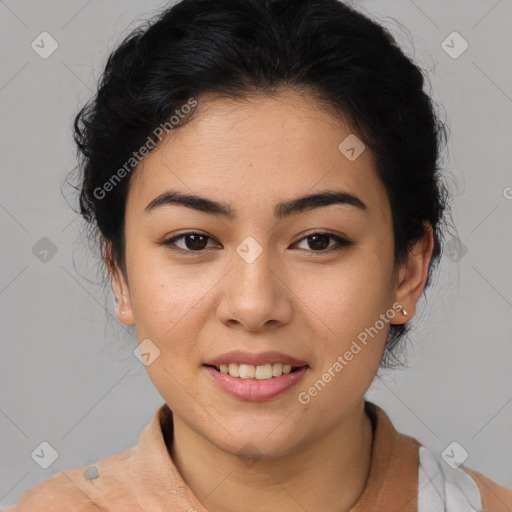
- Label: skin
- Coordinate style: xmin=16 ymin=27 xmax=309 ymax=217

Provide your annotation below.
xmin=108 ymin=89 xmax=434 ymax=512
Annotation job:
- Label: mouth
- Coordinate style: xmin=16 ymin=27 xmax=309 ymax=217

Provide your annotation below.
xmin=204 ymin=363 xmax=308 ymax=380
xmin=203 ymin=363 xmax=310 ymax=401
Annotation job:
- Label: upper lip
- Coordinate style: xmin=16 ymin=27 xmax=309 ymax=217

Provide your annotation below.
xmin=204 ymin=350 xmax=309 ymax=367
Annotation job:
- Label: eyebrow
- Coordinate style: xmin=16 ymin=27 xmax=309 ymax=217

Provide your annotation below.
xmin=144 ymin=188 xmax=368 ymax=220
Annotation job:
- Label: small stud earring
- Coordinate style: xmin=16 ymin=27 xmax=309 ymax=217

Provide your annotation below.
xmin=402 ymin=307 xmax=408 ymax=316
xmin=121 ymin=309 xmax=125 ymax=314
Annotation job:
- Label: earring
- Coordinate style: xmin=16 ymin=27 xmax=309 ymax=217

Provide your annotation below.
xmin=402 ymin=307 xmax=408 ymax=316
xmin=121 ymin=309 xmax=125 ymax=314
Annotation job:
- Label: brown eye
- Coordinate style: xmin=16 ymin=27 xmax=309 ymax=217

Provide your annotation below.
xmin=182 ymin=234 xmax=209 ymax=250
xmin=162 ymin=232 xmax=217 ymax=252
xmin=161 ymin=230 xmax=352 ymax=255
xmin=305 ymin=233 xmax=330 ymax=251
xmin=294 ymin=231 xmax=352 ymax=253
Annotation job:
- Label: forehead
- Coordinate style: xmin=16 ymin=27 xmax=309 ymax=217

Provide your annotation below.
xmin=126 ymin=90 xmax=390 ymax=222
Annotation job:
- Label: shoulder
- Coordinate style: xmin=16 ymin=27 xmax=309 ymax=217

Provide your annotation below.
xmin=2 ymin=446 xmax=138 ymax=512
xmin=417 ymin=445 xmax=512 ymax=512
xmin=463 ymin=465 xmax=512 ymax=512
xmin=2 ymin=471 xmax=97 ymax=512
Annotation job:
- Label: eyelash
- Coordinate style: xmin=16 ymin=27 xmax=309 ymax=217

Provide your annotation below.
xmin=160 ymin=230 xmax=353 ymax=256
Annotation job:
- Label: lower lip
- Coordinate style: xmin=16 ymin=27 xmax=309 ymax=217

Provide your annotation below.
xmin=203 ymin=365 xmax=309 ymax=401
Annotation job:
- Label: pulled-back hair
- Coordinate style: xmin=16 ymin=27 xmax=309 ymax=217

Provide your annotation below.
xmin=71 ymin=0 xmax=451 ymax=369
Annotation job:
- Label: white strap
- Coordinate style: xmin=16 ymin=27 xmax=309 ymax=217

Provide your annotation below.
xmin=418 ymin=445 xmax=482 ymax=512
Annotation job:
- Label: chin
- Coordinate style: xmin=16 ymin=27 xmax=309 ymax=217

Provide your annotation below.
xmin=212 ymin=417 xmax=304 ymax=453
xmin=219 ymin=434 xmax=301 ymax=462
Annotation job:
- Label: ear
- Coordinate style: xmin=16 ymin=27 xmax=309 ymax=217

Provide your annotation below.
xmin=390 ymin=222 xmax=434 ymax=325
xmin=103 ymin=240 xmax=135 ymax=326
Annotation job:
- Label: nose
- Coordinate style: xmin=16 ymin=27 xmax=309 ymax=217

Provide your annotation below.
xmin=215 ymin=245 xmax=294 ymax=332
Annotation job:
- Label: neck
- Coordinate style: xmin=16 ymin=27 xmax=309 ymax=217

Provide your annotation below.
xmin=169 ymin=400 xmax=374 ymax=512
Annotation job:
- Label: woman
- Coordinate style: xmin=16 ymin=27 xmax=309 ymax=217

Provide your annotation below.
xmin=6 ymin=0 xmax=512 ymax=510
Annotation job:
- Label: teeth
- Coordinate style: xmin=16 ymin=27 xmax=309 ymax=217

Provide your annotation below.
xmin=239 ymin=364 xmax=255 ymax=379
xmin=227 ymin=363 xmax=239 ymax=377
xmin=216 ymin=363 xmax=298 ymax=379
xmin=272 ymin=363 xmax=283 ymax=376
xmin=255 ymin=364 xmax=272 ymax=379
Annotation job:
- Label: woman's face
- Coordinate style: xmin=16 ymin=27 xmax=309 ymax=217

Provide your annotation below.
xmin=111 ymin=90 xmax=427 ymax=458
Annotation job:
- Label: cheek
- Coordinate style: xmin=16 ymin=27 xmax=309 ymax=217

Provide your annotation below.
xmin=295 ymin=266 xmax=392 ymax=415
xmin=126 ymin=246 xmax=223 ymax=364
xmin=301 ymin=252 xmax=393 ymax=331
xmin=127 ymin=261 xmax=212 ymax=395
xmin=130 ymin=268 xmax=207 ymax=339
xmin=295 ymin=248 xmax=394 ymax=378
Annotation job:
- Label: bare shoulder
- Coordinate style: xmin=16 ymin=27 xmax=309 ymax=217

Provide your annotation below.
xmin=2 ymin=446 xmax=138 ymax=512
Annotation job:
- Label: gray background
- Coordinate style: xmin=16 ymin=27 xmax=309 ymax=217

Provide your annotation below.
xmin=1 ymin=0 xmax=511 ymax=507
